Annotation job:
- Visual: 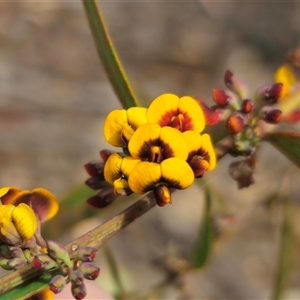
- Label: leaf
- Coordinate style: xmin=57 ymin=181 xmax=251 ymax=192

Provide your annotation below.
xmin=266 ymin=131 xmax=300 ymax=168
xmin=0 ymin=273 xmax=52 ymax=300
xmin=272 ymin=201 xmax=294 ymax=300
xmin=190 ymin=186 xmax=212 ymax=269
xmin=82 ymin=0 xmax=139 ymax=109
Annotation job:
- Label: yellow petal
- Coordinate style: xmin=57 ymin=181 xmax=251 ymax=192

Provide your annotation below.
xmin=201 ymin=134 xmax=216 ymax=171
xmin=120 ymin=156 xmax=141 ymax=177
xmin=113 ymin=178 xmax=131 ymax=196
xmin=126 ymin=107 xmax=148 ymax=129
xmin=147 ymin=93 xmax=179 ymax=125
xmin=182 ymin=130 xmax=202 ymax=156
xmin=103 ymin=110 xmax=128 ymax=147
xmin=30 ymin=188 xmax=59 ymax=222
xmin=104 ymin=153 xmax=123 ymax=184
xmin=128 ymin=162 xmax=161 ymax=194
xmin=274 ymin=64 xmax=296 ymax=99
xmin=0 ymin=204 xmax=21 ymax=245
xmin=12 ymin=203 xmax=37 ymax=241
xmin=178 ymin=96 xmax=205 ymax=132
xmin=159 ymin=126 xmax=188 ymax=160
xmin=128 ymin=123 xmax=161 ymax=159
xmin=160 ymin=158 xmax=194 ymax=189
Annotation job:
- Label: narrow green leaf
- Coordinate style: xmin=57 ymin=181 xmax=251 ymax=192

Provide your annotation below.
xmin=82 ymin=0 xmax=139 ymax=109
xmin=103 ymin=245 xmax=125 ymax=300
xmin=0 ymin=273 xmax=52 ymax=300
xmin=190 ymin=186 xmax=212 ymax=269
xmin=266 ymin=131 xmax=300 ymax=168
xmin=272 ymin=202 xmax=293 ymax=300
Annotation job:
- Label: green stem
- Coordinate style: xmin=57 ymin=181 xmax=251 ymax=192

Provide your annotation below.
xmin=82 ymin=0 xmax=139 ymax=109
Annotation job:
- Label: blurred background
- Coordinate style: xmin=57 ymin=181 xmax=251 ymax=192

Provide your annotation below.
xmin=1 ymin=1 xmax=300 ymax=299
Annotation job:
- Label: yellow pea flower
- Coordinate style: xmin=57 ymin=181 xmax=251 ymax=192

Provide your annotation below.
xmin=0 ymin=203 xmax=37 ymax=245
xmin=146 ymin=93 xmax=205 ymax=133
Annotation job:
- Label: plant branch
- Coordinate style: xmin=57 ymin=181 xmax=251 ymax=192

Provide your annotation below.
xmin=0 ymin=137 xmax=231 ymax=297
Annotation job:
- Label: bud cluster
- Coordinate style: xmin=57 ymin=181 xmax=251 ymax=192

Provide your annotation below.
xmin=209 ymin=70 xmax=286 ymax=156
xmin=84 ymin=150 xmax=119 ymax=209
xmin=33 ymin=242 xmax=100 ymax=300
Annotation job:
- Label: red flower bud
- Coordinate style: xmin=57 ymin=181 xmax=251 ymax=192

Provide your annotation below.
xmin=33 ymin=254 xmax=58 ymax=271
xmin=86 ymin=187 xmax=117 ymax=209
xmin=99 ymin=149 xmax=114 ymax=162
xmin=71 ymin=283 xmax=87 ymax=300
xmin=84 ymin=161 xmax=105 ymax=179
xmin=79 ymin=262 xmax=100 ymax=280
xmin=224 ymin=70 xmax=248 ymax=99
xmin=240 ymin=99 xmax=254 ymax=114
xmin=263 ymin=109 xmax=282 ymax=124
xmin=255 ymin=83 xmax=283 ymax=103
xmin=212 ymin=88 xmax=231 ymax=107
xmin=226 ymin=113 xmax=245 ymax=135
xmin=196 ymin=99 xmax=222 ymax=126
xmin=76 ymin=246 xmax=97 ymax=262
xmin=70 ymin=270 xmax=84 ymax=287
xmin=49 ymin=274 xmax=66 ymax=294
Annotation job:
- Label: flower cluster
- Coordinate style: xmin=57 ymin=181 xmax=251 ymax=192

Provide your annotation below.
xmin=102 ymin=93 xmax=216 ymax=206
xmin=0 ymin=187 xmax=100 ymax=300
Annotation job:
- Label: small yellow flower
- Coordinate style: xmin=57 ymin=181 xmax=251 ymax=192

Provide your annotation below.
xmin=128 ymin=123 xmax=189 ymax=163
xmin=0 ymin=187 xmax=59 ymax=223
xmin=146 ymin=93 xmax=205 ymax=133
xmin=183 ymin=131 xmax=216 ymax=177
xmin=0 ymin=203 xmax=37 ymax=245
xmin=128 ymin=157 xmax=194 ymax=195
xmin=104 ymin=107 xmax=148 ymax=147
xmin=274 ymin=64 xmax=296 ymax=99
xmin=104 ymin=153 xmax=141 ymax=195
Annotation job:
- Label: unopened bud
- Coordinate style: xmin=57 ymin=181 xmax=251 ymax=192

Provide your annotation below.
xmin=255 ymin=83 xmax=283 ymax=103
xmin=7 ymin=257 xmax=27 ymax=269
xmin=212 ymin=88 xmax=231 ymax=107
xmin=188 ymin=156 xmax=210 ymax=178
xmin=33 ymin=254 xmax=58 ymax=271
xmin=154 ymin=185 xmax=171 ymax=207
xmin=71 ymin=283 xmax=87 ymax=300
xmin=10 ymin=247 xmax=26 ymax=259
xmin=226 ymin=113 xmax=245 ymax=135
xmin=262 ymin=109 xmax=282 ymax=124
xmin=76 ymin=246 xmax=97 ymax=262
xmin=47 ymin=240 xmax=72 ymax=268
xmin=84 ymin=161 xmax=105 ymax=179
xmin=85 ymin=177 xmax=108 ymax=190
xmin=0 ymin=258 xmax=12 ymax=270
xmin=99 ymin=149 xmax=114 ymax=162
xmin=241 ymin=99 xmax=254 ymax=114
xmin=224 ymin=70 xmax=248 ymax=99
xmin=49 ymin=274 xmax=66 ymax=294
xmin=86 ymin=187 xmax=117 ymax=209
xmin=196 ymin=99 xmax=222 ymax=126
xmin=70 ymin=270 xmax=84 ymax=287
xmin=79 ymin=262 xmax=100 ymax=280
